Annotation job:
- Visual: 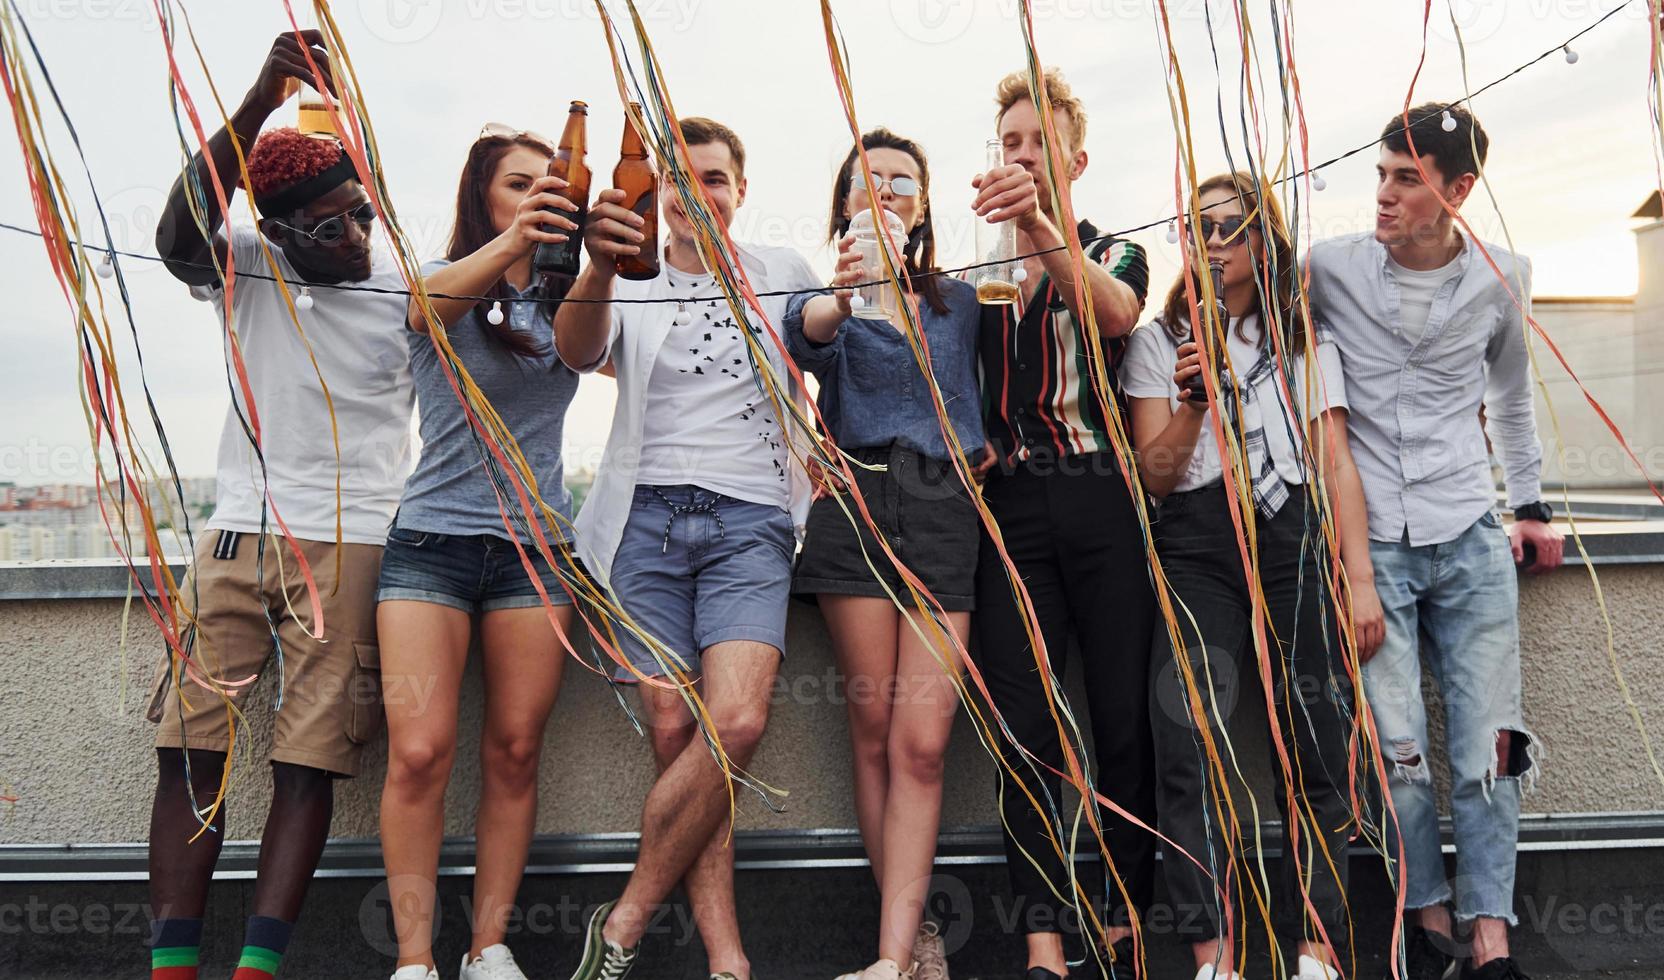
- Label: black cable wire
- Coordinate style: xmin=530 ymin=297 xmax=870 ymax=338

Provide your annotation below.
xmin=1 ymin=0 xmax=1636 ymax=306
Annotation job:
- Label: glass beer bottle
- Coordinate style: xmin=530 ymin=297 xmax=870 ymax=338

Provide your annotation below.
xmin=613 ymin=104 xmax=660 ymax=281
xmin=532 ymin=101 xmax=591 ymax=282
xmin=974 ymin=138 xmax=1020 ymax=306
xmin=1184 ymin=259 xmax=1231 ymax=402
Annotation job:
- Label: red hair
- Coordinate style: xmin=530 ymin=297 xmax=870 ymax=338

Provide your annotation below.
xmin=246 ymin=127 xmax=344 ymax=200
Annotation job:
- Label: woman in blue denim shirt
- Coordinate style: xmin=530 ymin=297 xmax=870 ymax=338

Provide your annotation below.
xmin=374 ymin=127 xmax=586 ymax=980
xmin=784 ymin=128 xmax=983 ymax=980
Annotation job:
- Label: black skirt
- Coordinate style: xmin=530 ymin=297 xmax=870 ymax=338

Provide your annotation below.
xmin=792 ymin=442 xmax=980 ymax=611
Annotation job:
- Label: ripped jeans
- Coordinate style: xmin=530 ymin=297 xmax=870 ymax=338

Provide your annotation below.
xmin=1364 ymin=510 xmax=1538 ymax=924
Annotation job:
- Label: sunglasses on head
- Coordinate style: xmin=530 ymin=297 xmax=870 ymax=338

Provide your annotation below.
xmin=276 ymin=201 xmax=376 ymax=244
xmin=1197 ymin=215 xmax=1251 ymax=246
xmin=849 ymin=174 xmax=920 ymax=197
xmin=478 ymin=122 xmax=555 ymax=151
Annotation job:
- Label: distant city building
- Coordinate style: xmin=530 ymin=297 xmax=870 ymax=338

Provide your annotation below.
xmin=1533 ymin=193 xmax=1663 ymax=489
xmin=0 ymin=479 xmax=193 ymax=560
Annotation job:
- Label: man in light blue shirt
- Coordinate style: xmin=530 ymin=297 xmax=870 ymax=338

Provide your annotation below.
xmin=1307 ymin=102 xmax=1564 ymax=980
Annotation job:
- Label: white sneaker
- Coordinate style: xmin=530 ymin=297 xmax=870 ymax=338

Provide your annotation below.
xmin=835 ymin=959 xmax=907 ymax=980
xmin=1193 ymin=965 xmax=1243 ymax=980
xmin=912 ymin=921 xmax=949 ymax=980
xmin=462 ymin=944 xmax=530 ymax=980
xmin=1288 ymin=954 xmax=1339 ymax=980
xmin=390 ymin=967 xmax=439 ymax=980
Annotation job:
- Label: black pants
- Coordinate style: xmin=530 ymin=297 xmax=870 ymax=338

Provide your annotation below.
xmin=1149 ymin=482 xmax=1355 ymax=946
xmin=974 ymin=453 xmax=1158 ymax=936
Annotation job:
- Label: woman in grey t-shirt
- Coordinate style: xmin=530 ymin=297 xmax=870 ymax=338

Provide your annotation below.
xmin=374 ymin=126 xmax=585 ymax=980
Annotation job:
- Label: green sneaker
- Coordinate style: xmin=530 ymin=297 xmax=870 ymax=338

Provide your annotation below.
xmin=568 ymin=900 xmax=639 ymax=980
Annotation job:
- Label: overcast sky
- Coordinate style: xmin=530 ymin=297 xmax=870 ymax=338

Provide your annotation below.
xmin=0 ymin=0 xmax=1656 ymax=487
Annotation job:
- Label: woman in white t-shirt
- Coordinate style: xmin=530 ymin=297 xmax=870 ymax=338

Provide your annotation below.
xmin=1122 ymin=172 xmax=1383 ymax=980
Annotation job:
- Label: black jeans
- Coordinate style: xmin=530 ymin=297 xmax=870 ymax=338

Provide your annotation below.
xmin=1149 ymin=482 xmax=1355 ymax=946
xmin=974 ymin=453 xmax=1158 ymax=936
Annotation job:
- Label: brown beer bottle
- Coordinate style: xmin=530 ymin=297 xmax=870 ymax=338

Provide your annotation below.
xmin=532 ymin=100 xmax=591 ymax=282
xmin=613 ymin=104 xmax=660 ymax=281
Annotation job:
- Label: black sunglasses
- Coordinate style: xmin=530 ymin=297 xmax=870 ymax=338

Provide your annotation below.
xmin=1197 ymin=215 xmax=1250 ymax=246
xmin=277 ymin=201 xmax=377 ymax=244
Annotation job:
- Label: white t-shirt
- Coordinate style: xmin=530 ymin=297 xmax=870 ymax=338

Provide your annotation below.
xmin=1385 ymin=254 xmax=1461 ymax=344
xmin=192 ymin=224 xmax=414 ymax=545
xmin=1122 ymin=313 xmax=1348 ymax=493
xmin=612 ymin=254 xmax=820 ymax=510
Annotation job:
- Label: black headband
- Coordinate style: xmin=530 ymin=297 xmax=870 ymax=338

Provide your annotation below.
xmin=254 ymin=151 xmax=359 ymax=219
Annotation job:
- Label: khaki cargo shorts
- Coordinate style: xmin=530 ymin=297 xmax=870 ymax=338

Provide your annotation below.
xmin=148 ymin=529 xmax=385 ymax=777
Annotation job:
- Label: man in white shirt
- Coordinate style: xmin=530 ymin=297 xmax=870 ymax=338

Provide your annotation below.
xmin=1307 ymin=102 xmax=1564 ymax=980
xmin=554 ymin=116 xmax=818 ymax=980
xmin=143 ymin=31 xmax=412 ymax=980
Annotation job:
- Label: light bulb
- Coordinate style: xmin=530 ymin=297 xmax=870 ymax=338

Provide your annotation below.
xmin=1441 ymin=110 xmax=1458 ymax=132
xmin=1311 ymin=172 xmax=1328 ymax=192
xmin=1013 ymin=267 xmax=1029 ymax=283
xmin=1165 ymin=221 xmax=1180 ymax=244
xmin=486 ymin=301 xmax=505 ymax=325
xmin=96 ymin=253 xmax=115 ymax=279
xmin=1563 ymin=44 xmax=1579 ymax=64
xmin=295 ymin=286 xmax=314 ymax=312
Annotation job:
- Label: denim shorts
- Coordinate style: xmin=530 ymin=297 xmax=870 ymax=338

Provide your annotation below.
xmin=792 ymin=443 xmax=979 ymax=611
xmin=607 ymin=484 xmax=795 ymax=681
xmin=376 ymin=524 xmax=581 ymax=614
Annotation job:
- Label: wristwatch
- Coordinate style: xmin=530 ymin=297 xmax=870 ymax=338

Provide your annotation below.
xmin=1513 ymin=501 xmax=1553 ymax=523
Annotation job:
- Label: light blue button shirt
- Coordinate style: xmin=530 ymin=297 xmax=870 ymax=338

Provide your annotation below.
xmin=1306 ymin=231 xmax=1543 ymax=546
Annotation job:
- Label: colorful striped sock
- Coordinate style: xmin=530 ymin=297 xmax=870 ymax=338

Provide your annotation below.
xmin=230 ymin=915 xmax=293 ymax=980
xmin=149 ymin=917 xmax=202 ymax=980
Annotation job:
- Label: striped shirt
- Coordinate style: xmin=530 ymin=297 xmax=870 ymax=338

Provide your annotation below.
xmin=978 ymin=220 xmax=1151 ymax=465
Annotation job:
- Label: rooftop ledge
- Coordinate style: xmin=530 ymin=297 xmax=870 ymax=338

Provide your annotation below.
xmin=1 ymin=519 xmax=1660 ymax=601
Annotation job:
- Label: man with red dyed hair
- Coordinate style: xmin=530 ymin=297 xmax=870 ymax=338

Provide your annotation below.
xmin=144 ymin=30 xmax=413 ymax=980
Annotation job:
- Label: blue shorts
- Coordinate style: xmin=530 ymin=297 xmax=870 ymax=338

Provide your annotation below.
xmin=375 ymin=524 xmax=581 ymax=614
xmin=608 ymin=484 xmax=794 ymax=681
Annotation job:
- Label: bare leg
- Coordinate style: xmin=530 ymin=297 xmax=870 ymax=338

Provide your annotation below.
xmin=1029 ymin=932 xmax=1070 ymax=975
xmin=638 ymin=682 xmax=749 ymax=979
xmin=377 ymin=600 xmax=472 ymax=970
xmin=1297 ymin=938 xmax=1337 ymax=972
xmin=820 ymin=595 xmax=901 ymax=882
xmin=1192 ymin=938 xmax=1233 ymax=974
xmin=873 ymin=609 xmax=966 ymax=967
xmin=604 ymin=640 xmax=781 ymax=948
xmin=148 ymin=748 xmax=229 ymax=921
xmin=1416 ymin=904 xmax=1454 ymax=938
xmin=469 ymin=605 xmax=573 ymax=957
xmin=1470 ymin=916 xmax=1511 ymax=967
xmin=249 ymin=762 xmax=336 ymax=921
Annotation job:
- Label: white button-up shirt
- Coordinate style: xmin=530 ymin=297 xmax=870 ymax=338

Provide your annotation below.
xmin=1306 ymin=231 xmax=1543 ymax=546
